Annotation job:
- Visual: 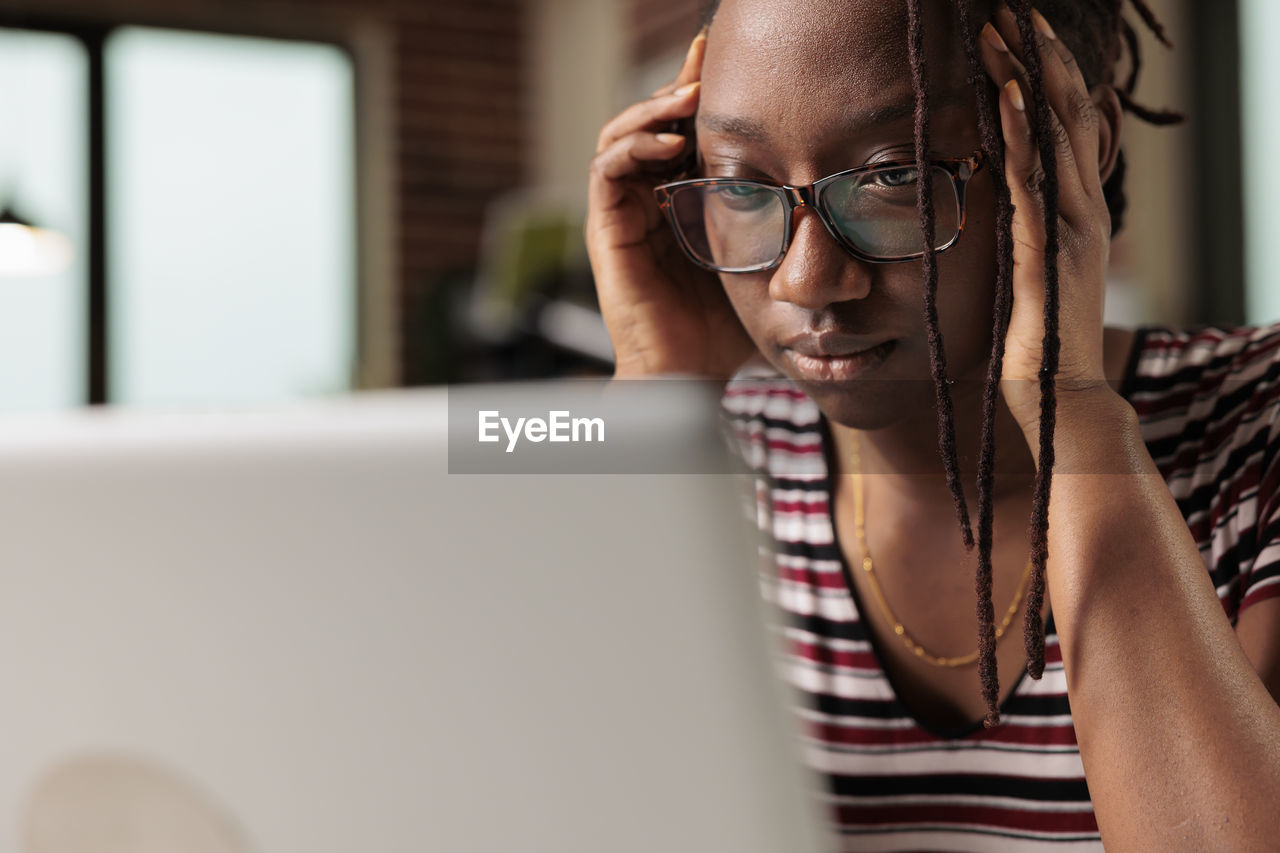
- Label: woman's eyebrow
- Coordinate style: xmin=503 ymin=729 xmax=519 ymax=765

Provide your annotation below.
xmin=699 ymin=88 xmax=970 ymax=143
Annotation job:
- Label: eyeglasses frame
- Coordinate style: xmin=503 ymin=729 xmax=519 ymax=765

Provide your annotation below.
xmin=652 ymin=150 xmax=986 ymax=274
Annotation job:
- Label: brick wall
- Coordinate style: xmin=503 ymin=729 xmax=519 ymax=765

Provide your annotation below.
xmin=395 ymin=1 xmax=525 ymax=384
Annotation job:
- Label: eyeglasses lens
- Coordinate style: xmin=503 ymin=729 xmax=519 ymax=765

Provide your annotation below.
xmin=670 ymin=182 xmax=787 ymax=272
xmin=668 ymin=165 xmax=961 ymax=271
xmin=823 ymin=166 xmax=961 ymax=258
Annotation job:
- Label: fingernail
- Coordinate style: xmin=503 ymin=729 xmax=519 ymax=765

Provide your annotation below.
xmin=674 ymin=81 xmax=700 ymax=97
xmin=982 ymin=22 xmax=1008 ymax=53
xmin=1031 ymin=9 xmax=1057 ymax=40
xmin=656 ymin=133 xmax=685 ymax=145
xmin=1004 ymin=79 xmax=1025 ymax=111
xmin=687 ymin=30 xmax=707 ymax=59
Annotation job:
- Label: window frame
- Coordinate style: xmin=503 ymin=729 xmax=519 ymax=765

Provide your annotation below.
xmin=0 ymin=9 xmax=365 ymax=406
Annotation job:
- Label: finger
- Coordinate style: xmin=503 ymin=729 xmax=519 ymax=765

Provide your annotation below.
xmin=652 ymin=28 xmax=708 ymax=97
xmin=673 ymin=28 xmax=708 ymax=89
xmin=1031 ymin=10 xmax=1088 ymax=94
xmin=596 ymin=83 xmax=701 ymax=154
xmin=997 ymin=77 xmax=1048 ymax=255
xmin=994 ymin=6 xmax=1089 ymax=91
xmin=991 ymin=7 xmax=1100 ymax=200
xmin=995 ymin=75 xmax=1056 ymax=383
xmin=980 ymin=24 xmax=1092 ymax=227
xmin=588 ymin=132 xmax=689 ymax=216
xmin=1015 ymin=8 xmax=1099 ymax=190
xmin=988 ymin=11 xmax=1089 ymax=184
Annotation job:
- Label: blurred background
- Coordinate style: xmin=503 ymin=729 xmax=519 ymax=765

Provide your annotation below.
xmin=0 ymin=0 xmax=1273 ymax=410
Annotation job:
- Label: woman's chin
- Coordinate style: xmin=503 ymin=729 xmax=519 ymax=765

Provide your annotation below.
xmin=788 ymin=378 xmax=925 ymax=431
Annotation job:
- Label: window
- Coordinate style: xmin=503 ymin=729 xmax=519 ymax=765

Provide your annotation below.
xmin=0 ymin=28 xmax=88 ymax=412
xmin=0 ymin=22 xmax=357 ymax=411
xmin=108 ymin=28 xmax=357 ymax=405
xmin=1241 ymin=0 xmax=1280 ymax=325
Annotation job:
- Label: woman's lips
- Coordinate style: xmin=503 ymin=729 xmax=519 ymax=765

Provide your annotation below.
xmin=786 ymin=339 xmax=897 ymax=382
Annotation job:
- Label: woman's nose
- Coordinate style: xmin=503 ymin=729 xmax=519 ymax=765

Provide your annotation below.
xmin=767 ymin=207 xmax=874 ymax=310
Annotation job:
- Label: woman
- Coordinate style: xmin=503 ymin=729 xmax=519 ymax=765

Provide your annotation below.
xmin=586 ymin=0 xmax=1280 ymax=848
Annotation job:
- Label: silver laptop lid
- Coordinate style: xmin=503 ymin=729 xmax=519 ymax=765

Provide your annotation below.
xmin=0 ymin=382 xmax=827 ymax=853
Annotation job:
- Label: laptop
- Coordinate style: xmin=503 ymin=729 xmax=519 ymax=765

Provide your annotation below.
xmin=0 ymin=381 xmax=828 ymax=853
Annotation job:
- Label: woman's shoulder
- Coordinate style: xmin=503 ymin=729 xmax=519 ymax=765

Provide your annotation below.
xmin=1124 ymin=321 xmax=1280 ymax=408
xmin=1123 ymin=321 xmax=1280 ymax=619
xmin=1123 ymin=320 xmax=1280 ymax=467
xmin=1123 ymin=319 xmax=1280 ymax=464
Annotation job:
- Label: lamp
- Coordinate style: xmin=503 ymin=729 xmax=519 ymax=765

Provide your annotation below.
xmin=0 ymin=203 xmax=74 ymax=278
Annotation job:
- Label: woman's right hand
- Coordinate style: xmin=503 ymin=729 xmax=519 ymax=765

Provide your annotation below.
xmin=585 ymin=30 xmax=758 ymax=379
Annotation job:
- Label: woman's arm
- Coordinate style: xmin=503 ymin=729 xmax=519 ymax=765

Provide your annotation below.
xmin=586 ymin=29 xmax=758 ymax=380
xmin=1031 ymin=387 xmax=1280 ymax=851
xmin=979 ymin=6 xmax=1280 ymax=848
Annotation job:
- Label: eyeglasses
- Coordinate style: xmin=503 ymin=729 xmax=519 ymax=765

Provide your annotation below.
xmin=653 ymin=151 xmax=985 ymax=273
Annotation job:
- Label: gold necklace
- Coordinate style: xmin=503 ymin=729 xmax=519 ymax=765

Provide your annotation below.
xmin=848 ymin=432 xmax=1034 ymax=668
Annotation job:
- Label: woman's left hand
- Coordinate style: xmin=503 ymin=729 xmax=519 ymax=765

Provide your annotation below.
xmin=977 ymin=5 xmax=1121 ymax=437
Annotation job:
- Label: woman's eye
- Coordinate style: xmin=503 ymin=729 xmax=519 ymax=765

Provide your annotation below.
xmin=710 ymin=184 xmax=774 ymax=211
xmin=725 ymin=184 xmax=766 ymax=198
xmin=870 ymin=167 xmax=919 ymax=188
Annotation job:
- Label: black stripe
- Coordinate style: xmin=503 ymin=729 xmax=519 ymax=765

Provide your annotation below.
xmin=771 ymin=538 xmax=845 ymax=561
xmin=827 ymin=772 xmax=1091 ymax=803
xmin=762 ymin=476 xmax=833 ymax=493
xmin=784 ymin=611 xmax=870 ymax=643
xmin=1207 ymin=541 xmax=1245 ymax=590
xmin=818 ymin=740 xmax=1079 ymax=757
xmin=1143 ymin=364 xmax=1280 ymax=460
xmin=1131 ymin=351 xmax=1250 ymax=397
xmin=1130 ymin=333 xmax=1280 ymax=402
xmin=807 ymin=690 xmax=905 ymax=719
xmin=1001 ymin=691 xmax=1073 ymax=717
xmin=721 ymin=409 xmax=824 ymax=436
xmin=1244 ymin=560 xmax=1280 ymax=592
xmin=1256 ymin=516 xmax=1280 ymax=552
xmin=1164 ymin=426 xmax=1271 ymax=523
xmin=835 ymin=825 xmax=1101 ymax=843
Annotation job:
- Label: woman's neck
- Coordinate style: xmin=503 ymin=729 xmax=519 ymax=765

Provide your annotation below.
xmin=825 ymin=382 xmax=1036 ymax=516
xmin=824 ymin=325 xmax=1138 ymax=516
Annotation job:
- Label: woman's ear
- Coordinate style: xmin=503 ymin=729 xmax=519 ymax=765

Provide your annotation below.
xmin=1092 ymin=84 xmax=1123 ymax=185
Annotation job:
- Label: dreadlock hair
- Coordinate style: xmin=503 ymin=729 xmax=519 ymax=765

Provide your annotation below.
xmin=697 ymin=0 xmax=1183 ymax=727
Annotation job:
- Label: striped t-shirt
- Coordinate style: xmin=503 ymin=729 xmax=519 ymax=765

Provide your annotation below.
xmin=720 ymin=323 xmax=1280 ymax=850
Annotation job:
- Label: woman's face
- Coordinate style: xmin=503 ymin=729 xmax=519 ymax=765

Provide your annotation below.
xmin=699 ymin=0 xmax=1000 ymax=428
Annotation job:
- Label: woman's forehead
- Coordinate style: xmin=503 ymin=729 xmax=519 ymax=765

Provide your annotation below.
xmin=704 ymin=0 xmax=970 ymax=101
xmin=710 ymin=0 xmax=909 ymax=70
xmin=702 ymin=0 xmax=972 ymax=138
